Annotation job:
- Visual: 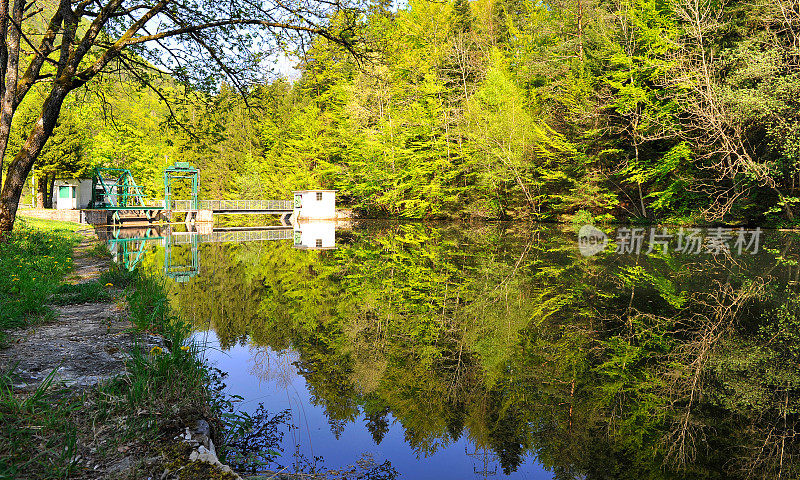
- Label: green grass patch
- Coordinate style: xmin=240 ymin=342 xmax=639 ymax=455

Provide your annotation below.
xmin=50 ymin=281 xmax=112 ymax=305
xmin=15 ymin=215 xmax=85 ymax=232
xmin=1 ymin=268 xmax=224 ymax=477
xmin=98 ymin=264 xmax=138 ymax=291
xmin=88 ymin=241 xmax=113 ymax=259
xmin=88 ymin=270 xmax=218 ymax=460
xmin=1 ymin=219 xmax=236 ymax=476
xmin=0 ymin=369 xmax=83 ymax=479
xmin=0 ymin=218 xmax=80 ymax=343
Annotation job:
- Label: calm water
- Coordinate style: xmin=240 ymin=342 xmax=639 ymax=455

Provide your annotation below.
xmin=104 ymin=222 xmax=800 ymax=479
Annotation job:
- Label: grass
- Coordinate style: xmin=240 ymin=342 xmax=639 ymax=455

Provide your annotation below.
xmin=0 ymin=217 xmax=80 ymax=344
xmin=15 ymin=215 xmax=85 ymax=232
xmin=88 ymin=240 xmax=113 ymax=259
xmin=82 ymin=270 xmax=226 ymax=477
xmin=0 ymin=267 xmax=224 ymax=478
xmin=0 ymin=370 xmax=83 ymax=479
xmin=50 ymin=281 xmax=112 ymax=305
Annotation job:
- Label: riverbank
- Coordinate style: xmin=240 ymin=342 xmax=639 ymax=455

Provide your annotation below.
xmin=0 ymin=218 xmax=241 ymax=479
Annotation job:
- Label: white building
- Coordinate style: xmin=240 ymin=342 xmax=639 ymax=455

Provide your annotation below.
xmin=52 ymin=178 xmax=93 ymax=210
xmin=292 ymin=190 xmax=337 ymax=220
xmin=293 ymin=221 xmax=336 ymax=250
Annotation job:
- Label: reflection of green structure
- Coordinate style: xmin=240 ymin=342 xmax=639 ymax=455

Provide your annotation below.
xmin=164 ymin=233 xmax=200 ymax=282
xmin=102 ymin=225 xmax=200 ymax=281
xmin=164 ymin=162 xmax=199 ymax=210
xmin=106 ymin=227 xmax=164 ymax=271
xmin=107 ymin=233 xmax=162 ymax=271
xmin=90 ymin=167 xmax=162 ymax=222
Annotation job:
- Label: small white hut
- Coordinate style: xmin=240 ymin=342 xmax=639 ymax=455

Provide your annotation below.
xmin=52 ymin=178 xmax=93 ymax=210
xmin=293 ymin=221 xmax=336 ymax=250
xmin=292 ymin=190 xmax=337 ymax=220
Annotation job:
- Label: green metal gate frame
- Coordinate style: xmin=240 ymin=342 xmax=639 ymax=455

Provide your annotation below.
xmin=91 ymin=167 xmax=149 ymax=208
xmin=164 ymin=162 xmax=199 ymax=211
xmin=164 ymin=233 xmax=200 ymax=282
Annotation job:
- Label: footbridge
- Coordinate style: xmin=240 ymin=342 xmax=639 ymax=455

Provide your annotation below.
xmin=170 ymin=199 xmax=294 ymax=215
xmin=168 ymin=226 xmax=295 ymax=244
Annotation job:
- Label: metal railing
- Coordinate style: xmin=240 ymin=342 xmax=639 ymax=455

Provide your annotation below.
xmin=169 ymin=228 xmax=294 ymax=244
xmin=170 ymin=199 xmax=293 ymax=211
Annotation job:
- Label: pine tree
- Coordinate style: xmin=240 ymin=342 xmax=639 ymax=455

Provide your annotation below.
xmin=491 ymin=0 xmax=510 ymax=45
xmin=452 ymin=0 xmax=473 ymax=33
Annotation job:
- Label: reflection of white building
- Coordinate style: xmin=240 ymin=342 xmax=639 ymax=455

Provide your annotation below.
xmin=292 ymin=190 xmax=336 ymax=220
xmin=293 ymin=221 xmax=336 ymax=250
xmin=53 ymin=178 xmax=93 ymax=210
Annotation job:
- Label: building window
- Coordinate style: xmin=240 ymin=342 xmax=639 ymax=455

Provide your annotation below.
xmin=316 ymin=239 xmax=323 ymax=248
xmin=316 ymin=192 xmax=323 ymax=201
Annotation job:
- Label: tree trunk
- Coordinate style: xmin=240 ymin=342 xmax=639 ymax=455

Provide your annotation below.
xmin=577 ymin=0 xmax=584 ymax=64
xmin=45 ymin=175 xmax=55 ymax=208
xmin=0 ymin=184 xmax=20 ymax=233
xmin=0 ymin=0 xmax=24 ymax=194
xmin=0 ymin=84 xmax=69 ymax=234
xmin=36 ymin=174 xmax=46 ymax=208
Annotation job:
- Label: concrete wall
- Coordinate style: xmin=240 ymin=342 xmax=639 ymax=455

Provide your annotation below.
xmin=293 ymin=190 xmax=336 ymax=220
xmin=78 ymin=179 xmax=92 ymax=208
xmin=19 ymin=209 xmax=82 ymax=223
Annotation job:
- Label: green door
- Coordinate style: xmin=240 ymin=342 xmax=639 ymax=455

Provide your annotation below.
xmin=58 ymin=185 xmax=73 ymax=209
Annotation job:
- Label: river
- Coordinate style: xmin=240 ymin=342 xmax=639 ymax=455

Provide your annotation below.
xmin=103 ymin=221 xmax=800 ymax=479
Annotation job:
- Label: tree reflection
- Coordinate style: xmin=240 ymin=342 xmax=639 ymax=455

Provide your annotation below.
xmin=148 ymin=223 xmax=800 ymax=479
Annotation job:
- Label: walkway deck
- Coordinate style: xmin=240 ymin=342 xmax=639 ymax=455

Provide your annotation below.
xmin=171 ymin=199 xmax=293 ymax=213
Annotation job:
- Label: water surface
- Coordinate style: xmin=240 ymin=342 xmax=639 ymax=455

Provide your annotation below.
xmin=109 ymin=222 xmax=800 ymax=479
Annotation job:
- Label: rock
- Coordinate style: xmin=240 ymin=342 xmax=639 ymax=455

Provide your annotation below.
xmin=107 ymin=456 xmax=134 ymax=475
xmin=179 ymin=422 xmax=242 ymax=479
xmin=195 ymin=419 xmax=211 ymax=437
xmin=197 ymin=452 xmax=217 ymax=464
xmin=193 ymin=434 xmax=209 ymax=449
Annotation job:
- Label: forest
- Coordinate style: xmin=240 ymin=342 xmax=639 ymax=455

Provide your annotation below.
xmin=10 ymin=0 xmax=800 ymax=226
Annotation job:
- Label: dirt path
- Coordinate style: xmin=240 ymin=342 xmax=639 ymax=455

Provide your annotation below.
xmin=0 ymin=232 xmax=164 ymax=392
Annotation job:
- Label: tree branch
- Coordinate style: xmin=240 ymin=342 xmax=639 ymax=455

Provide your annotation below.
xmin=14 ymin=3 xmax=65 ymax=107
xmin=117 ymin=54 xmax=198 ymax=140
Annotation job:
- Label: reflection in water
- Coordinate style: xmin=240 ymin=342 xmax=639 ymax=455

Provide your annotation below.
xmin=125 ymin=223 xmax=800 ymax=479
xmin=98 ymin=221 xmax=337 ymax=281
